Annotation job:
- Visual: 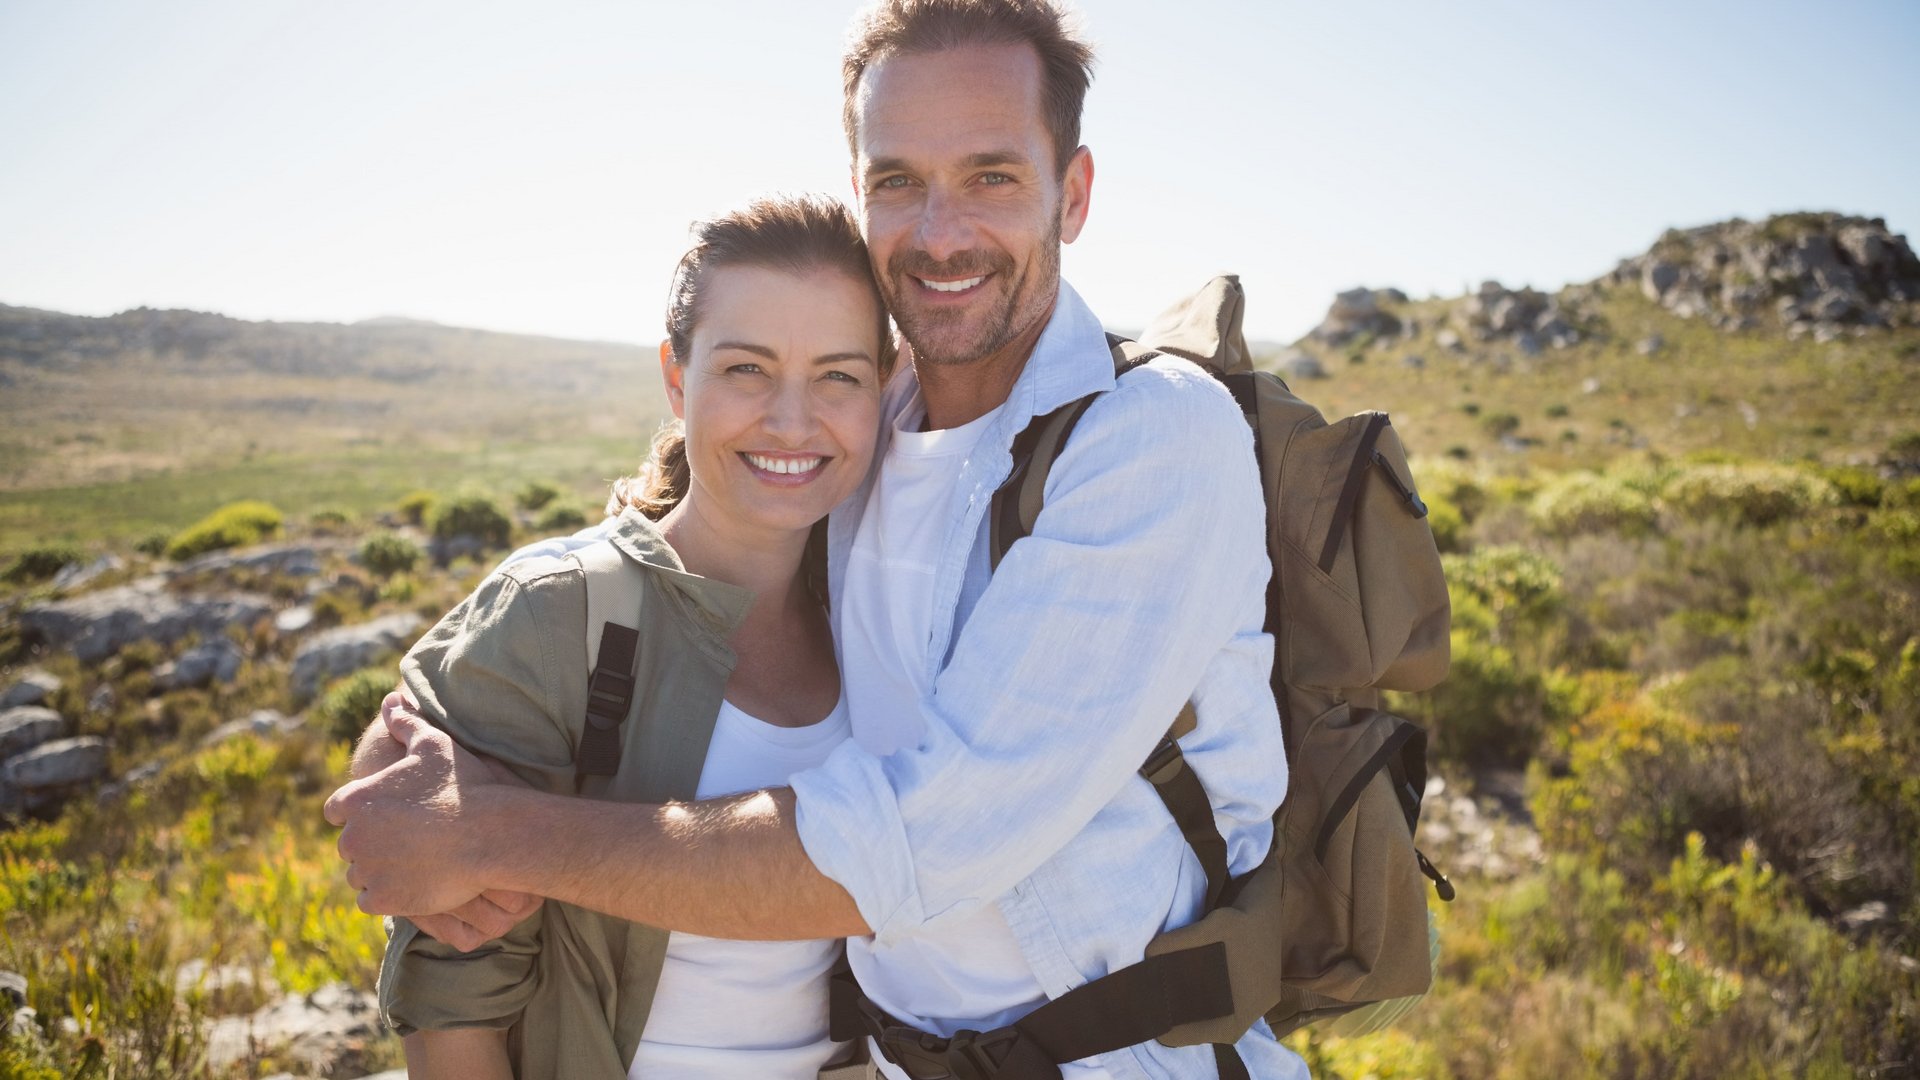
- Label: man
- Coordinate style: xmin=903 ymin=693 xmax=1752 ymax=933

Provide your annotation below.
xmin=327 ymin=1 xmax=1304 ymax=1076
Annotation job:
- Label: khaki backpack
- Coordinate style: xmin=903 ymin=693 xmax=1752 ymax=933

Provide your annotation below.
xmin=981 ymin=275 xmax=1455 ymax=1071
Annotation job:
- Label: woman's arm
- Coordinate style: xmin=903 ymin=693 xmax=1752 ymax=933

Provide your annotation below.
xmin=404 ymin=1028 xmax=513 ymax=1080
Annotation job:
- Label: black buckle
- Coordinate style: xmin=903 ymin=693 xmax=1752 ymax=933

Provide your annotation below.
xmin=585 ymin=667 xmax=634 ymax=726
xmin=1140 ymin=737 xmax=1184 ymax=785
xmin=882 ymin=1024 xmax=1023 ymax=1080
xmin=946 ymin=1027 xmax=1021 ymax=1080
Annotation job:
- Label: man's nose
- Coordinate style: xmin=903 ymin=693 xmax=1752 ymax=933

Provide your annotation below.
xmin=913 ymin=187 xmax=973 ymax=264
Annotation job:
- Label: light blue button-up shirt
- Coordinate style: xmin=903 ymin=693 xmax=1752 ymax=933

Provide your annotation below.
xmin=791 ymin=282 xmax=1306 ymax=1079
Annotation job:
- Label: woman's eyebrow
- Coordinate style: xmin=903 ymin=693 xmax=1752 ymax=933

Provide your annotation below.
xmin=711 ymin=341 xmax=778 ymax=360
xmin=814 ymin=351 xmax=875 ymax=366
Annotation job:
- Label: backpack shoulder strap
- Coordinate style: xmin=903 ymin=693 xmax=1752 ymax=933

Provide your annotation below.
xmin=568 ymin=538 xmax=646 ymax=782
xmin=988 ymin=340 xmax=1159 ymax=570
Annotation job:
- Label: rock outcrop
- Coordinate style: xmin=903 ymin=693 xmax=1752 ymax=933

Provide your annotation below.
xmin=1607 ymin=213 xmax=1920 ymax=339
xmin=289 ymin=612 xmax=422 ymax=700
xmin=20 ymin=580 xmax=271 ymax=663
xmin=0 ymin=669 xmax=61 ymax=710
xmin=1 ymin=736 xmax=108 ymax=814
xmin=153 ymin=636 xmax=246 ymax=691
xmin=0 ymin=706 xmax=65 ymax=759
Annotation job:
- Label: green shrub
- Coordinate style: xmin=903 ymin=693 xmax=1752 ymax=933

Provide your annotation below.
xmin=134 ymin=532 xmax=170 ymax=557
xmin=430 ymin=496 xmax=513 ymax=549
xmin=1529 ymin=474 xmax=1658 ymax=538
xmin=311 ymin=666 xmax=396 ymax=744
xmin=1882 ymin=432 xmax=1920 ymax=473
xmin=1544 ymin=403 xmax=1570 ymax=419
xmin=1461 ymin=402 xmax=1481 ymax=417
xmin=515 ymin=481 xmax=561 ymax=512
xmin=1820 ymin=465 xmax=1884 ymax=509
xmin=534 ymin=504 xmax=589 ymax=532
xmin=358 ymin=532 xmax=422 ymax=577
xmin=397 ymin=490 xmax=437 ymax=527
xmin=3 ymin=543 xmax=83 ymax=583
xmin=1480 ymin=412 xmax=1521 ymax=440
xmin=164 ymin=501 xmax=284 ymax=561
xmin=1424 ymin=494 xmax=1467 ymax=554
xmin=1444 ymin=545 xmax=1563 ymax=635
xmin=1663 ymin=463 xmax=1837 ymax=527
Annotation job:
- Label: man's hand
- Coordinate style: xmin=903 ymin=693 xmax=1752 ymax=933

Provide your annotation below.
xmin=325 ymin=705 xmax=507 ymax=918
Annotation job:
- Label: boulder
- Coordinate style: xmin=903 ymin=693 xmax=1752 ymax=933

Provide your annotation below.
xmin=202 ymin=709 xmax=298 ymax=747
xmin=0 ymin=706 xmax=66 ymax=759
xmin=175 ymin=543 xmax=323 ymax=579
xmin=1401 ymin=353 xmax=1426 ymax=369
xmin=153 ymin=637 xmax=246 ymax=691
xmin=1435 ymin=328 xmax=1464 ymax=352
xmin=19 ymin=581 xmax=272 ymax=663
xmin=289 ymin=613 xmax=422 ymax=700
xmin=1636 ymin=334 xmax=1665 ymax=356
xmin=205 ymin=982 xmax=380 ymax=1074
xmin=275 ymin=605 xmax=317 ymax=634
xmin=1278 ymin=350 xmax=1327 ymax=380
xmin=0 ymin=669 xmax=61 ymax=710
xmin=51 ymin=554 xmax=124 ymax=592
xmin=2 ymin=736 xmax=108 ymax=812
xmin=1641 ymin=260 xmax=1680 ymax=299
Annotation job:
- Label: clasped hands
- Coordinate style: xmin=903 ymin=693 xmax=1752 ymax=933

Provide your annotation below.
xmin=322 ymin=692 xmax=538 ymax=953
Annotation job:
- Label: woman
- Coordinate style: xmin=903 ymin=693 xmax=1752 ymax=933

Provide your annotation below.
xmin=378 ymin=193 xmax=893 ymax=1079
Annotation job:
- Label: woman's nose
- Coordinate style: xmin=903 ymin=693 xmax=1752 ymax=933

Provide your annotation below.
xmin=760 ymin=376 xmax=817 ymax=442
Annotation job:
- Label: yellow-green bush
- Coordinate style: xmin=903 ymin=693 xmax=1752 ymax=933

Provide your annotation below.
xmin=430 ymin=495 xmax=513 ymax=548
xmin=1662 ymin=462 xmax=1837 ymax=527
xmin=358 ymin=531 xmax=422 ymax=577
xmin=311 ymin=666 xmax=395 ymax=744
xmin=3 ymin=543 xmax=83 ymax=583
xmin=397 ymin=489 xmax=437 ymax=526
xmin=534 ymin=503 xmax=589 ymax=533
xmin=1529 ymin=472 xmax=1659 ymax=537
xmin=164 ymin=500 xmax=284 ymax=560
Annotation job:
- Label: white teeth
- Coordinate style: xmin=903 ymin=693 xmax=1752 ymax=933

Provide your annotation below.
xmin=745 ymin=454 xmax=823 ymax=476
xmin=919 ymin=276 xmax=984 ymax=293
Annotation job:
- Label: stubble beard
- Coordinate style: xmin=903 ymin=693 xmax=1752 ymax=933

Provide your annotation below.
xmin=884 ymin=219 xmax=1062 ymax=368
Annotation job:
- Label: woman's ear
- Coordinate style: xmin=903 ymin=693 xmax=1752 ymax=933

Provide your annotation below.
xmin=660 ymin=340 xmax=685 ymax=420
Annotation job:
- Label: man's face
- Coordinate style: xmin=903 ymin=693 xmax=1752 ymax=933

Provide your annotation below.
xmin=852 ymin=42 xmax=1090 ymax=368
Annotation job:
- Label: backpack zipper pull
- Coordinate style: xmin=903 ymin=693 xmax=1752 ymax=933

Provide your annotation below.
xmin=1371 ymin=451 xmax=1429 ymax=519
xmin=1416 ymin=848 xmax=1455 ymax=902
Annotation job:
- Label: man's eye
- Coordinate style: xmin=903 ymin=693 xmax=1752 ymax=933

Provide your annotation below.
xmin=980 ymin=173 xmax=1012 ymax=185
xmin=877 ymin=175 xmax=912 ymax=190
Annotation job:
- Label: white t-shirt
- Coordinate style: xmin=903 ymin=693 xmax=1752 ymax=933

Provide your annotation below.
xmin=628 ymin=696 xmax=852 ymax=1080
xmin=837 ymin=397 xmax=1100 ymax=1077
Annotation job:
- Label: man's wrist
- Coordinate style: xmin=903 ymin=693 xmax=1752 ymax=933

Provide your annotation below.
xmin=464 ymin=782 xmax=532 ymax=894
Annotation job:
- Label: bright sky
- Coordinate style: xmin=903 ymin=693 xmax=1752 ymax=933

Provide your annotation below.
xmin=2 ymin=0 xmax=1916 ymax=346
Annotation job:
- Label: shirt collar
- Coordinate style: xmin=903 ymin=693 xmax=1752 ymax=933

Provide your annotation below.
xmin=607 ymin=508 xmax=756 ymax=632
xmin=1001 ymin=279 xmax=1116 ymax=431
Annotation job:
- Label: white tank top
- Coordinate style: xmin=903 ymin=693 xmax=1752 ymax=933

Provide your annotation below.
xmin=627 ymin=695 xmax=852 ymax=1080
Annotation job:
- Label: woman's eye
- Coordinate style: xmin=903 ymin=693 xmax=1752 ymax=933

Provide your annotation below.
xmin=823 ymin=370 xmax=862 ymax=385
xmin=727 ymin=362 xmax=763 ymax=375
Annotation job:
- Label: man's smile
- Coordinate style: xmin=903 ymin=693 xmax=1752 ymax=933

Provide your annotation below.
xmin=916 ymin=274 xmax=988 ymax=294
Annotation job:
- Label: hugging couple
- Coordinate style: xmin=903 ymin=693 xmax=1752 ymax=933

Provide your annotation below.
xmin=323 ymin=1 xmax=1303 ymax=1078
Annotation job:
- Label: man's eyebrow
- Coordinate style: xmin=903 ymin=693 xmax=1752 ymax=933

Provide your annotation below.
xmin=962 ymin=151 xmax=1030 ymax=169
xmin=863 ymin=156 xmax=913 ymax=179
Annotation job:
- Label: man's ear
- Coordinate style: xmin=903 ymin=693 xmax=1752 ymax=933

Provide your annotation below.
xmin=660 ymin=340 xmax=685 ymax=420
xmin=1058 ymin=145 xmax=1094 ymax=245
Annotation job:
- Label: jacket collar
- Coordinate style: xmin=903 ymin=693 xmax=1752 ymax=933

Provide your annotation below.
xmin=606 ymin=508 xmax=756 ymax=633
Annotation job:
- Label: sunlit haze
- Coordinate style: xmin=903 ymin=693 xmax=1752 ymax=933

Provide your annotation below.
xmin=2 ymin=0 xmax=1915 ymax=345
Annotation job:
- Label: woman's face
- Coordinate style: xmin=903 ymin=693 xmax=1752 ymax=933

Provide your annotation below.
xmin=663 ymin=264 xmax=884 ymax=538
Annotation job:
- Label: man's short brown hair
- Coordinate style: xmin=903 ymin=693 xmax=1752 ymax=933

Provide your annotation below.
xmin=841 ymin=0 xmax=1096 ymax=175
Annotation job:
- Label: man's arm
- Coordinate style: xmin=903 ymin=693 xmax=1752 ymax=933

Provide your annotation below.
xmin=330 ymin=707 xmax=866 ymax=939
xmin=403 ymin=1028 xmax=512 ymax=1080
xmin=347 ymin=696 xmax=539 ymax=949
xmin=328 ymin=364 xmax=1270 ymax=942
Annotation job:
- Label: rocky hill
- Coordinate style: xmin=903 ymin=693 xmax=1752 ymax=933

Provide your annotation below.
xmin=1290 ymin=212 xmax=1920 ymax=370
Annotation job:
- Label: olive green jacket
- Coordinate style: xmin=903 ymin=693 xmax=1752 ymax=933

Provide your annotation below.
xmin=377 ymin=509 xmax=756 ymax=1078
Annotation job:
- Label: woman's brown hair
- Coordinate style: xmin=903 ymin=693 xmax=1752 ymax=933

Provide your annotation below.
xmin=607 ymin=194 xmax=894 ymax=520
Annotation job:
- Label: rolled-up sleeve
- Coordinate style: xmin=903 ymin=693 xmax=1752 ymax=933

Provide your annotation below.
xmin=378 ymin=569 xmax=580 ymax=1031
xmin=792 ymin=364 xmax=1274 ymax=943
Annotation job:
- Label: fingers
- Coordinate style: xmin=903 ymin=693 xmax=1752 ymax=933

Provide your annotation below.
xmin=413 ymin=913 xmax=490 ymax=954
xmin=482 ymin=888 xmax=541 ymax=918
